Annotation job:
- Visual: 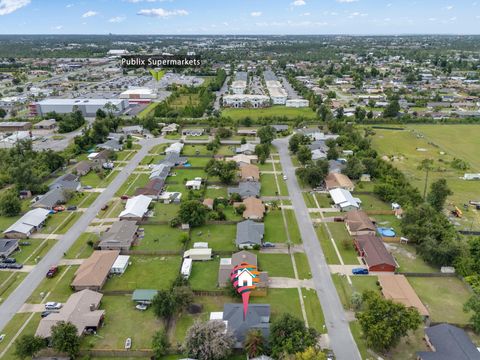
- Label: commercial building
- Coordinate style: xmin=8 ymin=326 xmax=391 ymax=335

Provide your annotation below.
xmin=0 ymin=121 xmax=31 ymax=132
xmin=33 ymin=119 xmax=57 ymax=130
xmin=119 ymin=88 xmax=157 ymax=103
xmin=31 ymin=99 xmax=127 ymax=117
xmin=231 ymin=72 xmax=248 ymax=94
xmin=223 ymin=94 xmax=270 ymax=108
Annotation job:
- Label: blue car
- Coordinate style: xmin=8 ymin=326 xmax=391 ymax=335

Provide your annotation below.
xmin=352 ymin=268 xmax=369 ymax=275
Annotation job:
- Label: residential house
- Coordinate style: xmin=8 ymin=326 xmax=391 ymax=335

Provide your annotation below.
xmin=329 ymin=160 xmax=346 ymax=174
xmin=119 ymin=195 xmax=152 ymax=221
xmin=182 ymin=128 xmax=204 ymax=136
xmin=237 ymin=129 xmax=257 ymax=136
xmin=312 ymin=149 xmax=327 ymax=161
xmin=417 ymin=324 xmax=480 ymax=360
xmin=239 ymin=163 xmax=260 ymax=182
xmin=218 ymin=250 xmax=269 ymax=288
xmin=235 ymin=143 xmax=256 ymax=155
xmin=89 ymin=150 xmax=111 ymax=169
xmin=325 ymin=173 xmax=355 ymax=192
xmin=227 ymin=154 xmax=258 ymax=165
xmin=185 ymin=178 xmax=202 ymax=190
xmin=344 ymin=210 xmax=376 ymax=236
xmin=165 ymin=142 xmax=184 ymax=154
xmin=35 ymin=289 xmax=105 ymax=338
xmin=329 ymin=188 xmax=361 ymax=211
xmin=3 ymin=208 xmax=50 ymax=239
xmin=0 ymin=239 xmax=19 ymax=258
xmin=161 ymin=123 xmax=179 ymax=136
xmin=97 ymin=139 xmax=122 ymax=152
xmin=271 ymin=125 xmax=289 ymax=133
xmin=71 ymin=250 xmax=120 ymax=291
xmin=49 ymin=173 xmax=81 ymax=192
xmin=378 ymin=274 xmax=430 ymax=321
xmin=74 ymin=160 xmax=92 ymax=176
xmin=32 ymin=187 xmax=67 ymax=210
xmin=149 ymin=163 xmax=171 ymax=181
xmin=228 ymin=181 xmax=261 ymax=199
xmin=235 ymin=197 xmax=265 ymax=220
xmin=354 ymin=235 xmax=397 ymax=272
xmin=122 ymin=125 xmax=143 ymax=135
xmin=236 ymin=220 xmax=264 ymax=248
xmin=135 ymin=178 xmax=165 ymax=199
xmin=98 ymin=221 xmax=139 ymax=251
xmin=222 ymin=303 xmax=270 ymax=348
xmin=162 ymin=152 xmax=188 ymax=166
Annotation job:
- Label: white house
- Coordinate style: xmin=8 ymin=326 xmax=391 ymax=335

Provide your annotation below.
xmin=181 ymin=258 xmax=193 ymax=279
xmin=3 ymin=208 xmax=50 ymax=239
xmin=110 ymin=255 xmax=130 ymax=274
xmin=286 ymin=99 xmax=309 ymax=108
xmin=119 ymin=195 xmax=152 ymax=220
xmin=185 ymin=178 xmax=202 ymax=190
xmin=165 ymin=142 xmax=184 ymax=154
xmin=329 ymin=188 xmax=361 ymax=211
xmin=223 ymin=94 xmax=270 ymax=108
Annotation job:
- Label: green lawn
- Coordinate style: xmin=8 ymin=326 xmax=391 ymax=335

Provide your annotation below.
xmin=327 ymin=222 xmax=359 ymax=265
xmin=205 ymin=185 xmax=228 ymax=199
xmin=137 ymin=224 xmax=184 ymax=251
xmin=260 ymin=174 xmax=287 ymax=196
xmin=67 ymin=192 xmax=99 ymax=207
xmin=355 ymin=193 xmax=392 ymax=211
xmin=294 ymin=252 xmax=312 ymax=279
xmin=116 ymin=173 xmax=150 ymax=196
xmin=251 ymin=288 xmax=302 ymax=320
xmin=27 ymin=265 xmax=78 ymax=303
xmin=82 ymin=295 xmax=165 ymax=350
xmin=15 ymin=239 xmax=57 ymax=265
xmin=0 ymin=272 xmax=27 ymax=304
xmin=408 ymin=276 xmax=472 ymax=324
xmin=40 ymin=211 xmax=82 ymax=234
xmin=0 ymin=214 xmax=20 ymax=233
xmin=64 ymin=233 xmax=98 ymax=259
xmin=258 ymin=161 xmax=274 ymax=172
xmin=80 ymin=170 xmax=117 ymax=188
xmin=222 ymin=106 xmax=317 ymax=121
xmin=190 ymin=224 xmax=237 ymax=251
xmin=302 ymin=288 xmax=326 ymax=333
xmin=0 ymin=313 xmax=42 ymax=360
xmin=217 ymin=145 xmax=235 ymax=156
xmin=284 ymin=210 xmax=302 ymax=244
xmin=182 ymin=145 xmax=213 ymax=156
xmin=188 ymin=157 xmax=213 ymax=167
xmin=258 ymin=253 xmax=294 ymax=278
xmin=388 ymin=243 xmax=437 ymax=273
xmin=264 ymin=209 xmax=288 ymax=243
xmin=332 ymin=274 xmax=379 ymax=309
xmin=151 ymin=203 xmax=180 ymax=222
xmin=189 ymin=258 xmax=220 ymax=290
xmin=303 ymin=192 xmax=317 ymax=208
xmin=316 ymin=225 xmax=341 ymax=264
xmin=349 ymin=321 xmax=371 ymax=360
xmin=103 ymin=256 xmax=181 ymax=291
xmin=140 ymin=154 xmax=165 ymax=165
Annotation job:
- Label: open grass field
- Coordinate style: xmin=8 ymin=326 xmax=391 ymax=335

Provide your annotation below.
xmin=327 ymin=222 xmax=360 ymax=265
xmin=151 ymin=203 xmax=180 ymax=222
xmin=190 ymin=224 xmax=237 ymax=251
xmin=264 ymin=209 xmax=288 ymax=243
xmin=368 ymin=125 xmax=480 ymax=229
xmin=137 ymin=224 xmax=184 ymax=251
xmin=0 ymin=313 xmax=42 ymax=360
xmin=222 ymin=106 xmax=317 ymax=121
xmin=189 ymin=258 xmax=220 ymax=290
xmin=408 ymin=276 xmax=472 ymax=324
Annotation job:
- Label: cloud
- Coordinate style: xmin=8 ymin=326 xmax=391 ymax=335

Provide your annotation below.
xmin=52 ymin=25 xmax=63 ymax=30
xmin=82 ymin=10 xmax=98 ymax=18
xmin=66 ymin=4 xmax=74 ymax=8
xmin=251 ymin=11 xmax=262 ymax=17
xmin=302 ymin=12 xmax=311 ymax=16
xmin=337 ymin=0 xmax=358 ymax=3
xmin=137 ymin=8 xmax=189 ymax=17
xmin=0 ymin=0 xmax=30 ymax=16
xmin=445 ymin=5 xmax=454 ymax=10
xmin=291 ymin=0 xmax=306 ymax=6
xmin=109 ymin=16 xmax=126 ymax=23
xmin=349 ymin=11 xmax=368 ymax=17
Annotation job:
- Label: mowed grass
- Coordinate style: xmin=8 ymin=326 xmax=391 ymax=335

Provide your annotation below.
xmin=327 ymin=222 xmax=360 ymax=265
xmin=316 ymin=225 xmax=341 ymax=265
xmin=0 ymin=313 xmax=42 ymax=360
xmin=190 ymin=224 xmax=237 ymax=251
xmin=222 ymin=106 xmax=317 ymax=121
xmin=260 ymin=174 xmax=288 ymax=196
xmin=408 ymin=276 xmax=472 ymax=324
xmin=27 ymin=265 xmax=78 ymax=303
xmin=64 ymin=232 xmax=98 ymax=259
xmin=151 ymin=203 xmax=180 ymax=222
xmin=258 ymin=253 xmax=295 ymax=278
xmin=137 ymin=224 xmax=184 ymax=251
xmin=264 ymin=209 xmax=288 ymax=243
xmin=0 ymin=272 xmax=27 ymax=304
xmin=189 ymin=258 xmax=220 ymax=290
xmin=332 ymin=274 xmax=379 ymax=309
xmin=294 ymin=252 xmax=312 ymax=279
xmin=103 ymin=256 xmax=181 ymax=291
xmin=301 ymin=288 xmax=326 ymax=333
xmin=251 ymin=288 xmax=302 ymax=320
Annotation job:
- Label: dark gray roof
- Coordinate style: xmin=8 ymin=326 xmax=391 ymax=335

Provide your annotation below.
xmin=0 ymin=239 xmax=19 ymax=257
xmin=308 ymin=140 xmax=329 ymax=152
xmin=33 ymin=187 xmax=66 ymax=209
xmin=49 ymin=173 xmax=80 ymax=192
xmin=228 ymin=182 xmax=260 ymax=199
xmin=223 ymin=303 xmax=270 ymax=347
xmin=162 ymin=152 xmax=187 ymax=166
xmin=236 ymin=220 xmax=264 ymax=246
xmin=98 ymin=139 xmax=122 ymax=151
xmin=417 ymin=324 xmax=480 ymax=360
xmin=99 ymin=221 xmax=138 ymax=250
xmin=329 ymin=160 xmax=346 ymax=174
xmin=271 ymin=125 xmax=289 ymax=132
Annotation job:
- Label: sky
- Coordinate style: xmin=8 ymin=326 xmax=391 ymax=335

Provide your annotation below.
xmin=0 ymin=0 xmax=479 ymax=35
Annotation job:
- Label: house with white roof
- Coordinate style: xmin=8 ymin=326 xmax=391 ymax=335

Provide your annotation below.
xmin=119 ymin=195 xmax=152 ymax=221
xmin=3 ymin=208 xmax=50 ymax=238
xmin=329 ymin=188 xmax=362 ymax=211
xmin=165 ymin=142 xmax=184 ymax=154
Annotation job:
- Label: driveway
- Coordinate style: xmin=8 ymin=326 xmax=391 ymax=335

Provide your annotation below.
xmin=273 ymin=137 xmax=361 ymax=360
xmin=0 ymin=136 xmax=171 ymax=332
xmin=269 ymin=277 xmax=315 ymax=289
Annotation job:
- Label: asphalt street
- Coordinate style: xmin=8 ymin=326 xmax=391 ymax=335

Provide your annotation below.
xmin=0 ymin=136 xmax=169 ymax=332
xmin=274 ymin=137 xmax=361 ymax=360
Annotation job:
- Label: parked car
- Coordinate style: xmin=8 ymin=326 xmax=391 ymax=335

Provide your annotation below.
xmin=262 ymin=242 xmax=276 ymax=248
xmin=46 ymin=266 xmax=58 ymax=278
xmin=53 ymin=206 xmax=65 ymax=212
xmin=41 ymin=311 xmax=52 ymax=318
xmin=0 ymin=263 xmax=7 ymax=269
xmin=19 ymin=242 xmax=31 ymax=246
xmin=125 ymin=338 xmax=132 ymax=350
xmin=101 ymin=204 xmax=109 ymax=211
xmin=352 ymin=268 xmax=369 ymax=275
xmin=7 ymin=263 xmax=23 ymax=269
xmin=67 ymin=206 xmax=77 ymax=211
xmin=120 ymin=195 xmax=129 ymax=200
xmin=0 ymin=334 xmax=5 ymax=342
xmin=283 ymin=175 xmax=287 ymax=180
xmin=135 ymin=304 xmax=148 ymax=311
xmin=1 ymin=258 xmax=16 ymax=264
xmin=45 ymin=302 xmax=62 ymax=310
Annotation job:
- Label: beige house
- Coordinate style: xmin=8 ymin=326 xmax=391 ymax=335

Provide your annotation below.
xmin=325 ymin=172 xmax=355 ymax=191
xmin=71 ymin=250 xmax=120 ymax=291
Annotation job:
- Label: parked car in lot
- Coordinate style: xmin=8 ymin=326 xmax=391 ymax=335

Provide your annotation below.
xmin=262 ymin=242 xmax=276 ymax=248
xmin=1 ymin=258 xmax=16 ymax=264
xmin=83 ymin=185 xmax=93 ymax=190
xmin=46 ymin=266 xmax=58 ymax=278
xmin=45 ymin=302 xmax=63 ymax=310
xmin=352 ymin=268 xmax=369 ymax=275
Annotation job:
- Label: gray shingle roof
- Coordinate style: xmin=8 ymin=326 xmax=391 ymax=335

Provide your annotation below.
xmin=228 ymin=181 xmax=260 ymax=199
xmin=33 ymin=187 xmax=67 ymax=209
xmin=223 ymin=303 xmax=270 ymax=347
xmin=236 ymin=220 xmax=264 ymax=246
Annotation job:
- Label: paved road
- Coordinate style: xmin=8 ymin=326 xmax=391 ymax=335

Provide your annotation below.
xmin=0 ymin=136 xmax=169 ymax=332
xmin=274 ymin=137 xmax=361 ymax=360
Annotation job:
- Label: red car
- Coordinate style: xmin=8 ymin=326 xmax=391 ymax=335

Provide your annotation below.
xmin=46 ymin=266 xmax=58 ymax=278
xmin=120 ymin=195 xmax=129 ymax=200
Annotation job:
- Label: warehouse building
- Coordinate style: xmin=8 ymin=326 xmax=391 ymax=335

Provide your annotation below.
xmin=32 ymin=99 xmax=127 ymax=117
xmin=223 ymin=94 xmax=270 ymax=108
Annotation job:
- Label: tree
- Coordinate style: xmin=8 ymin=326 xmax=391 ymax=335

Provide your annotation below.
xmin=418 ymin=158 xmax=434 ymax=199
xmin=183 ymin=320 xmax=235 ymax=360
xmin=257 ymin=126 xmax=276 ymax=145
xmin=383 ymin=100 xmax=400 ymax=118
xmin=244 ymin=329 xmax=266 ymax=358
xmin=152 ymin=290 xmax=177 ymax=320
xmin=327 ymin=146 xmax=339 ymax=161
xmin=152 ymin=329 xmax=169 ymax=359
xmin=270 ymin=313 xmax=317 ymax=357
xmin=177 ymin=200 xmax=207 ymax=227
xmin=294 ymin=346 xmax=327 ymax=360
xmin=356 ymin=291 xmax=422 ymax=353
xmin=50 ymin=321 xmax=81 ymax=359
xmin=464 ymin=295 xmax=480 ymax=333
xmin=0 ymin=108 xmax=6 ymax=118
xmin=355 ymin=106 xmax=366 ymax=121
xmin=14 ymin=334 xmax=46 ymax=360
xmin=318 ymin=104 xmax=332 ymax=121
xmin=216 ymin=127 xmax=232 ymax=138
xmin=297 ymin=145 xmax=312 ymax=165
xmin=289 ymin=134 xmax=310 ymax=154
xmin=0 ymin=189 xmax=21 ymax=216
xmin=255 ymin=143 xmax=270 ymax=164
xmin=427 ymin=178 xmax=452 ymax=212
xmin=296 ymin=160 xmax=329 ymax=188
xmin=343 ymin=157 xmax=365 ymax=180
xmin=205 ymin=159 xmax=237 ymax=185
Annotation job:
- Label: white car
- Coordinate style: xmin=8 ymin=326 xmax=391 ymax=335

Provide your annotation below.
xmin=0 ymin=334 xmax=5 ymax=342
xmin=125 ymin=337 xmax=132 ymax=349
xmin=45 ymin=302 xmax=62 ymax=310
xmin=283 ymin=175 xmax=287 ymax=180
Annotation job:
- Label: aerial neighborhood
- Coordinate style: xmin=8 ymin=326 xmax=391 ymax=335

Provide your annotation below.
xmin=0 ymin=15 xmax=480 ymax=360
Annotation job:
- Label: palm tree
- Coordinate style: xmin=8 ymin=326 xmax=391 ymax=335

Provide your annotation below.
xmin=418 ymin=158 xmax=434 ymax=200
xmin=244 ymin=329 xmax=265 ymax=358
